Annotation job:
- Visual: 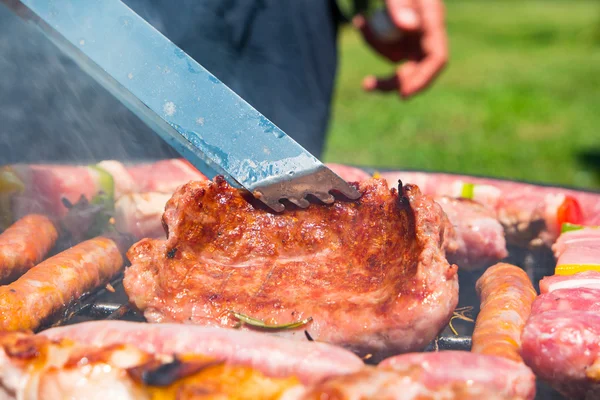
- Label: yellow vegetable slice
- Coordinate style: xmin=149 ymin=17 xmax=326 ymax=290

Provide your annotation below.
xmin=555 ymin=264 xmax=600 ymax=276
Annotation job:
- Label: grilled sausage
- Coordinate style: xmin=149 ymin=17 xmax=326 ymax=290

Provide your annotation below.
xmin=0 ymin=214 xmax=58 ymax=284
xmin=0 ymin=236 xmax=124 ymax=332
xmin=471 ymin=263 xmax=537 ymax=363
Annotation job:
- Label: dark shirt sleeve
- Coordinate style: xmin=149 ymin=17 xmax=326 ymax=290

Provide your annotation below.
xmin=0 ymin=0 xmax=339 ymax=164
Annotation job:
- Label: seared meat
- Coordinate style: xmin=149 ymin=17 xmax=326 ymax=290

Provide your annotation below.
xmin=124 ymin=177 xmax=458 ymax=360
xmin=436 ymin=197 xmax=508 ymax=270
xmin=0 ymin=328 xmax=304 ymax=400
xmin=7 ymin=322 xmax=532 ymax=400
xmin=41 ymin=320 xmax=364 ymax=385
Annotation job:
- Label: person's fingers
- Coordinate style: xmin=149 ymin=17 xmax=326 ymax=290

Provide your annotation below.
xmin=386 ymin=0 xmax=421 ymax=32
xmin=419 ymin=0 xmax=447 ymax=59
xmin=399 ymin=0 xmax=447 ymax=97
xmin=362 ymin=74 xmax=399 ymax=93
xmin=399 ymin=53 xmax=446 ymax=97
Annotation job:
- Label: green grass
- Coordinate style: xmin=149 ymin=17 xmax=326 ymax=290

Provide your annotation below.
xmin=323 ymin=0 xmax=600 ymax=189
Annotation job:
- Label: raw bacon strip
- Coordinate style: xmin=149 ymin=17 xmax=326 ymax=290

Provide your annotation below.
xmin=41 ymin=320 xmax=364 ymax=385
xmin=539 ymin=271 xmax=600 ymax=293
xmin=471 ymin=263 xmax=537 ymax=364
xmin=378 ymin=351 xmax=536 ymax=400
xmin=126 ymin=158 xmax=208 ymax=194
xmin=0 ymin=214 xmax=58 ymax=283
xmin=521 ymin=311 xmax=600 ymax=399
xmin=0 ymin=236 xmax=125 ymax=332
xmin=530 ymin=288 xmax=600 ymax=315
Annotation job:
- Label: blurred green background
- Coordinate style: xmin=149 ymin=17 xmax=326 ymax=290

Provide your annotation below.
xmin=323 ymin=0 xmax=600 ymax=189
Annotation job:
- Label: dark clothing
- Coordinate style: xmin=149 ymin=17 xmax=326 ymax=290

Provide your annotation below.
xmin=0 ymin=1 xmax=340 ymax=164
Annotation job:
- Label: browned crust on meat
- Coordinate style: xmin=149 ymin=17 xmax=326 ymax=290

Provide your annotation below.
xmin=472 ymin=263 xmax=537 ymax=363
xmin=124 ymin=177 xmax=459 ymax=357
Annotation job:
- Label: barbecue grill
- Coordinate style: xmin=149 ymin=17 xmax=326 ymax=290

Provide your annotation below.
xmin=29 ymin=166 xmax=596 ymax=400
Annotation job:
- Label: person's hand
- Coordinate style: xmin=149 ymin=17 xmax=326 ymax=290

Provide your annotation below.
xmin=354 ymin=0 xmax=448 ymax=99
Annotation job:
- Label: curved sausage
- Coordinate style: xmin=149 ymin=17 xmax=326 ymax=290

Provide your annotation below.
xmin=0 ymin=214 xmax=58 ymax=284
xmin=0 ymin=236 xmax=124 ymax=332
xmin=471 ymin=263 xmax=537 ymax=363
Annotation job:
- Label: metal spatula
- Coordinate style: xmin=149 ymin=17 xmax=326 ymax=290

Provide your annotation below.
xmin=2 ymin=0 xmax=360 ymax=212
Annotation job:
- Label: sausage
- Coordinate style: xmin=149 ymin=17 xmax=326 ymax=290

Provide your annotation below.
xmin=0 ymin=236 xmax=124 ymax=332
xmin=471 ymin=263 xmax=537 ymax=363
xmin=0 ymin=214 xmax=58 ymax=284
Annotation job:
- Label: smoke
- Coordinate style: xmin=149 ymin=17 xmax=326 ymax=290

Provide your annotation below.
xmin=0 ymin=0 xmax=339 ymax=165
xmin=0 ymin=3 xmax=178 ymax=165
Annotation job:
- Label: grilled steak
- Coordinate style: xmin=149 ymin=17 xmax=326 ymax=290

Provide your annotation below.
xmin=124 ymin=177 xmax=459 ymax=360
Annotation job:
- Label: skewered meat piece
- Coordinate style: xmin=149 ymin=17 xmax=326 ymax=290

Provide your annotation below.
xmin=0 ymin=236 xmax=127 ymax=332
xmin=381 ymin=170 xmax=600 ymax=248
xmin=0 ymin=214 xmax=58 ymax=284
xmin=124 ymin=177 xmax=459 ymax=360
xmin=125 ymin=158 xmax=208 ymax=193
xmin=539 ymin=270 xmax=600 ymax=293
xmin=471 ymin=263 xmax=537 ymax=363
xmin=436 ymin=197 xmax=508 ymax=270
xmin=114 ymin=192 xmax=172 ymax=239
xmin=325 ymin=163 xmax=372 ymax=183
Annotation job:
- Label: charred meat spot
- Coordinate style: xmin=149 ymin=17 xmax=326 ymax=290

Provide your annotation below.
xmin=167 ymin=248 xmax=177 ymax=259
xmin=161 ymin=214 xmax=170 ymax=239
xmin=208 ymin=293 xmax=219 ymax=302
xmin=214 ymin=175 xmax=227 ymax=186
xmin=128 ymin=357 xmax=223 ymax=387
xmin=8 ymin=289 xmax=15 ymax=293
xmin=3 ymin=339 xmax=41 ymax=360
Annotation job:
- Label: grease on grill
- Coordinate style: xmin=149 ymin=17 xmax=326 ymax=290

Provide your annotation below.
xmin=128 ymin=357 xmax=223 ymax=387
